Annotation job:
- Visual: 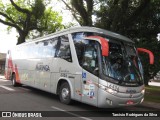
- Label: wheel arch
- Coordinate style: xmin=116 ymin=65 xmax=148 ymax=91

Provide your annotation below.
xmin=56 ymin=78 xmax=74 ymax=99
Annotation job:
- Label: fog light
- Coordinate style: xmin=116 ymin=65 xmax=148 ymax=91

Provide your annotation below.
xmin=106 ymin=98 xmax=113 ymax=105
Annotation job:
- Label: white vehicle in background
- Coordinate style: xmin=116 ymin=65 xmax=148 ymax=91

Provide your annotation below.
xmin=5 ymin=27 xmax=154 ymax=108
xmin=153 ymin=71 xmax=160 ymax=81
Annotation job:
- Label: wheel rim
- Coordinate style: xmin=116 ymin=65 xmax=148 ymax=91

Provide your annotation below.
xmin=61 ymin=88 xmax=69 ymax=100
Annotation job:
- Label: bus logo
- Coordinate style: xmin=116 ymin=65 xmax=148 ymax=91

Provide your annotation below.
xmin=126 ymin=89 xmax=136 ymax=93
xmin=36 ymin=63 xmax=50 ymax=72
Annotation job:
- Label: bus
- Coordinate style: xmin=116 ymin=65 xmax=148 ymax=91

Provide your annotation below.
xmin=5 ymin=27 xmax=154 ymax=108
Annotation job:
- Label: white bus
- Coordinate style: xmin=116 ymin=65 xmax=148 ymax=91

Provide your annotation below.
xmin=5 ymin=27 xmax=154 ymax=108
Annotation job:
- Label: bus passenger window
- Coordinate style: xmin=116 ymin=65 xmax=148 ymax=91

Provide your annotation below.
xmin=56 ymin=35 xmax=72 ymax=62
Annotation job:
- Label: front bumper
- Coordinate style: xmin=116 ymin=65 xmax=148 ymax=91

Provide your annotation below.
xmin=97 ymin=88 xmax=144 ymax=108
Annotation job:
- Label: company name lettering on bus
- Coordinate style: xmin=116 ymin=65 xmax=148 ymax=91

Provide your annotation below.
xmin=126 ymin=89 xmax=136 ymax=93
xmin=36 ymin=64 xmax=50 ymax=72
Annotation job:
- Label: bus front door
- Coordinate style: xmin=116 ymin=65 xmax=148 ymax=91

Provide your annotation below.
xmin=81 ymin=69 xmax=98 ymax=106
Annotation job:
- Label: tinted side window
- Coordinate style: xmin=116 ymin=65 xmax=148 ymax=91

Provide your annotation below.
xmin=34 ymin=38 xmax=58 ymax=58
xmin=56 ymin=35 xmax=72 ymax=62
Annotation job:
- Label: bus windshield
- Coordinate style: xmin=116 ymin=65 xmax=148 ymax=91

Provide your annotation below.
xmin=72 ymin=32 xmax=144 ymax=86
xmin=102 ymin=41 xmax=143 ymax=86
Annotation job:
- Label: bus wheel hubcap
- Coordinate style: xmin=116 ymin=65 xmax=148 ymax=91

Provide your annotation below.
xmin=62 ymin=88 xmax=69 ymax=100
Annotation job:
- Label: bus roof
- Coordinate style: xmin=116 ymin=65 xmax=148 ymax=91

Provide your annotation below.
xmin=25 ymin=26 xmax=134 ymax=44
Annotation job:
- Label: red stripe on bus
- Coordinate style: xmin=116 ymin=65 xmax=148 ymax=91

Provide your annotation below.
xmin=5 ymin=52 xmax=21 ymax=83
xmin=15 ymin=64 xmax=21 ymax=83
xmin=6 ymin=55 xmax=14 ymax=80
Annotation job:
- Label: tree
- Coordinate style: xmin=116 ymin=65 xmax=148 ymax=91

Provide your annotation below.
xmin=61 ymin=0 xmax=94 ymax=26
xmin=95 ymin=0 xmax=151 ymax=34
xmin=0 ymin=0 xmax=63 ymax=44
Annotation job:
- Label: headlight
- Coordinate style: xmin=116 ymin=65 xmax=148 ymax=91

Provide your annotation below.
xmin=99 ymin=84 xmax=117 ymax=94
xmin=106 ymin=88 xmax=117 ymax=94
xmin=141 ymin=89 xmax=145 ymax=94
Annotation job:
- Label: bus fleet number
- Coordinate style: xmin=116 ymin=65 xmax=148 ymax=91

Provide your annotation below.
xmin=61 ymin=73 xmax=67 ymax=77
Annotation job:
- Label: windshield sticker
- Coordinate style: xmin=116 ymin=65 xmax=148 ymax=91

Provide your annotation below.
xmin=83 ymin=85 xmax=89 ymax=95
xmin=76 ymin=89 xmax=82 ymax=96
xmin=90 ymin=91 xmax=94 ymax=98
xmin=82 ymin=72 xmax=86 ymax=78
xmin=86 ymin=80 xmax=92 ymax=84
xmin=89 ymin=84 xmax=95 ymax=90
xmin=83 ymin=82 xmax=95 ymax=98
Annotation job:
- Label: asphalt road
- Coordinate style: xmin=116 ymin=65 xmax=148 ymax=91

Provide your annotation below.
xmin=0 ymin=78 xmax=159 ymax=120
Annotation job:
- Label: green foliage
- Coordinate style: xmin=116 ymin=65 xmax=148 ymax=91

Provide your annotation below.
xmin=61 ymin=0 xmax=93 ymax=26
xmin=0 ymin=0 xmax=63 ymax=44
xmin=145 ymin=86 xmax=160 ymax=103
xmin=32 ymin=0 xmax=45 ymax=19
xmin=29 ymin=7 xmax=63 ymax=38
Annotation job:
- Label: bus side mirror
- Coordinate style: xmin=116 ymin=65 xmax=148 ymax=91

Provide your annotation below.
xmin=137 ymin=48 xmax=154 ymax=64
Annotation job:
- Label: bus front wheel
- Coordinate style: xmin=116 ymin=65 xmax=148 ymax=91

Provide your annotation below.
xmin=59 ymin=82 xmax=72 ymax=104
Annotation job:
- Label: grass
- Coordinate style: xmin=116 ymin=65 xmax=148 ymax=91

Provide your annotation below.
xmin=144 ymin=86 xmax=160 ymax=103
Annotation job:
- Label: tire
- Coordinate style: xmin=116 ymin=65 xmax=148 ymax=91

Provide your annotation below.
xmin=12 ymin=74 xmax=19 ymax=87
xmin=59 ymin=82 xmax=72 ymax=104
